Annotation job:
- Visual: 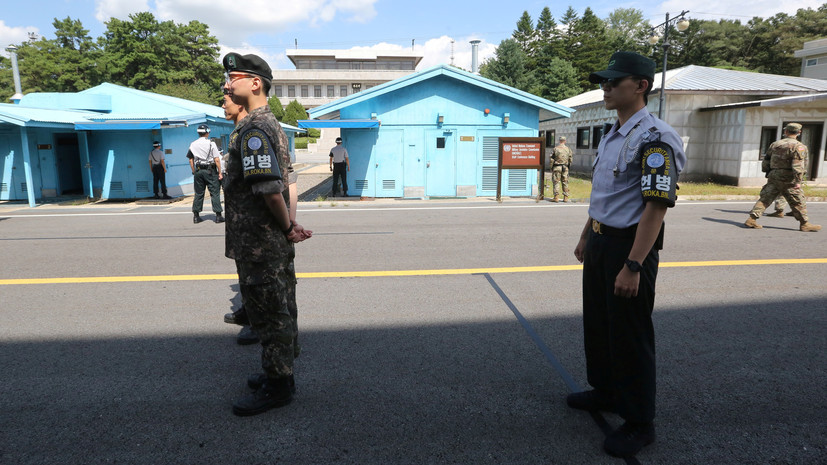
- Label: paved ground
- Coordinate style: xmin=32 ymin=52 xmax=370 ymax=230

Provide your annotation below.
xmin=0 ymin=191 xmax=825 ymax=464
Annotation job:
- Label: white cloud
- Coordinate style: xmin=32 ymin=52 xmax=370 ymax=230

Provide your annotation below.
xmin=217 ymin=42 xmax=285 ymax=74
xmin=95 ymin=0 xmax=151 ymax=23
xmin=0 ymin=20 xmax=39 ymax=57
xmin=155 ymin=0 xmax=378 ymax=44
xmin=656 ymin=0 xmax=825 ymax=21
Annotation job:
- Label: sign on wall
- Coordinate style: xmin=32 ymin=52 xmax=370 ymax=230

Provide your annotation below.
xmin=497 ymin=137 xmax=545 ymax=201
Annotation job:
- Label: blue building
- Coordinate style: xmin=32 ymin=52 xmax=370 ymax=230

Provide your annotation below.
xmin=0 ymin=83 xmax=302 ymax=206
xmin=301 ymin=65 xmax=573 ymax=198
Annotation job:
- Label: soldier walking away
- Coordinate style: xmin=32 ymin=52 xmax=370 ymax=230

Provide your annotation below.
xmin=329 ymin=137 xmax=350 ymax=197
xmin=570 ymin=51 xmax=687 ymax=459
xmin=188 ymin=124 xmax=224 ymax=224
xmin=551 ymin=136 xmax=573 ymax=202
xmin=149 ymin=141 xmax=171 ymax=199
xmin=745 ymin=123 xmax=820 ymax=232
xmin=222 ymin=52 xmax=311 ymax=416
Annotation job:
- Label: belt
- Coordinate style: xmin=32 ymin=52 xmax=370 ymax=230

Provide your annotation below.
xmin=591 ymin=219 xmax=637 ymax=237
xmin=197 ymin=164 xmax=215 ymax=170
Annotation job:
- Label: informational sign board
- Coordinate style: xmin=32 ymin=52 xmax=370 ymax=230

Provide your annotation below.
xmin=497 ymin=137 xmax=545 ymax=201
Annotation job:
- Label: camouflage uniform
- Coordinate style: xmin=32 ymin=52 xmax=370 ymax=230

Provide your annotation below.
xmin=225 ymin=105 xmax=298 ymax=378
xmin=551 ymin=143 xmax=573 ymax=199
xmin=748 ymin=135 xmax=811 ymax=223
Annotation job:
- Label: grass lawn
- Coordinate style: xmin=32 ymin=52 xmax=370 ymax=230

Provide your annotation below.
xmin=543 ymin=173 xmax=827 ymax=199
xmin=294 ymin=138 xmax=317 ymax=150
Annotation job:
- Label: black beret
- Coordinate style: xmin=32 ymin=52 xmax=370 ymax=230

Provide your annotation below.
xmin=222 ymin=53 xmax=272 ymax=81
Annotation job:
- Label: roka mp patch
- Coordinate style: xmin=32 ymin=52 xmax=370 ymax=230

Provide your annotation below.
xmin=240 ymin=128 xmax=281 ymax=183
xmin=639 ymin=140 xmax=677 ymax=207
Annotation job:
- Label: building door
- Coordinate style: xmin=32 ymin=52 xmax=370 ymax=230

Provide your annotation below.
xmin=0 ymin=134 xmax=19 ymax=200
xmin=55 ymin=133 xmax=83 ymax=195
xmin=374 ymin=129 xmax=403 ymax=197
xmin=426 ymin=129 xmax=456 ymax=196
xmin=801 ymin=123 xmax=823 ymax=181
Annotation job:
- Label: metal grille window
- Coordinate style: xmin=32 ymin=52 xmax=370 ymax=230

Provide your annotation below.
xmin=482 ymin=166 xmax=498 ymax=190
xmin=136 ymin=181 xmax=149 ymax=193
xmin=382 ymin=180 xmax=395 ymax=190
xmin=482 ymin=137 xmax=499 ymax=161
xmin=110 ymin=181 xmax=123 ymax=191
xmin=354 ymin=180 xmax=367 ymax=190
xmin=507 ymin=169 xmax=527 ymax=191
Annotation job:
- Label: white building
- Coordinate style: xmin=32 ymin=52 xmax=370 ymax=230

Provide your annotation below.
xmin=271 ymin=49 xmax=423 ymax=109
xmin=795 ymin=38 xmax=827 ymax=80
xmin=540 ymin=65 xmax=827 ymax=186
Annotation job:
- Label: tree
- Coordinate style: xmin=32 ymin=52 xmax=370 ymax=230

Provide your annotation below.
xmin=479 ymin=39 xmax=537 ymax=92
xmin=153 ymin=82 xmax=216 ymax=105
xmin=269 ymin=95 xmax=285 ymax=121
xmin=513 ymin=11 xmax=536 ymax=57
xmin=568 ymin=8 xmax=611 ymax=90
xmin=535 ymin=57 xmax=581 ymax=102
xmin=606 ymin=8 xmax=650 ymax=54
xmin=282 ymin=100 xmax=308 ymax=127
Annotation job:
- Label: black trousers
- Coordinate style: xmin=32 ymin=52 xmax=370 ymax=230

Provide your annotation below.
xmin=152 ymin=164 xmax=167 ymax=195
xmin=582 ymin=228 xmax=659 ymax=423
xmin=332 ymin=162 xmax=348 ymax=196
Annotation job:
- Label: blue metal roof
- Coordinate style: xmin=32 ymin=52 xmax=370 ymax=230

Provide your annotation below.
xmin=297 ymin=119 xmax=380 ymax=128
xmin=308 ymin=64 xmax=574 ymax=120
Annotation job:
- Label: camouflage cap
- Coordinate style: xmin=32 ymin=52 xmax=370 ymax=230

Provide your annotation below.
xmin=589 ymin=51 xmax=655 ymax=84
xmin=222 ymin=53 xmax=273 ymax=81
xmin=559 ymin=136 xmax=567 ymax=141
xmin=784 ymin=123 xmax=802 ymax=133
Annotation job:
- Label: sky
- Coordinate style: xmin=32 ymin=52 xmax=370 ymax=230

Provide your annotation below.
xmin=2 ymin=0 xmax=824 ymax=70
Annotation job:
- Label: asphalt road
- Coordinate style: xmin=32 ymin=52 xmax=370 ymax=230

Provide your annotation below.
xmin=1 ymin=199 xmax=825 ymax=465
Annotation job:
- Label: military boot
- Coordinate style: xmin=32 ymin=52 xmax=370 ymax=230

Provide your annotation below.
xmin=193 ymin=213 xmax=203 ymax=224
xmin=765 ymin=210 xmax=784 ymax=218
xmin=563 ymin=195 xmax=569 ymax=203
xmin=800 ymin=222 xmax=822 ymax=232
xmin=552 ymin=195 xmax=560 ymax=203
xmin=744 ymin=217 xmax=762 ymax=229
xmin=232 ymin=377 xmax=293 ymax=416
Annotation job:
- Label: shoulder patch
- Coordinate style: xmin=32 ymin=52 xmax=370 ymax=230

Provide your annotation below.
xmin=241 ymin=128 xmax=281 ymax=183
xmin=639 ymin=140 xmax=678 ymax=207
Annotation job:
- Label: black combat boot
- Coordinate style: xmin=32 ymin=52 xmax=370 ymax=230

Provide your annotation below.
xmin=248 ymin=373 xmax=295 ymax=393
xmin=232 ymin=377 xmax=293 ymax=416
xmin=193 ymin=213 xmax=203 ymax=224
xmin=224 ymin=307 xmax=249 ymax=325
xmin=215 ymin=213 xmax=225 ymax=223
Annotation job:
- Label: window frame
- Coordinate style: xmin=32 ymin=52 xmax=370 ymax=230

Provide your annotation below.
xmin=576 ymin=127 xmax=591 ymax=149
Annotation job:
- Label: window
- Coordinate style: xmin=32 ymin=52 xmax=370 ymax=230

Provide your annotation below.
xmin=576 ymin=127 xmax=590 ymax=149
xmin=327 ymin=85 xmax=335 ymax=97
xmin=340 ymin=85 xmax=348 ymax=97
xmin=545 ymin=130 xmax=555 ymax=148
xmin=759 ymin=127 xmax=777 ymax=159
xmin=274 ymin=85 xmax=283 ymax=98
xmin=436 ymin=137 xmax=446 ymax=149
xmin=287 ymin=85 xmax=295 ymax=98
xmin=592 ymin=125 xmax=605 ymax=148
xmin=806 ymin=58 xmax=818 ymax=66
xmin=301 ymin=86 xmax=309 ymax=98
xmin=314 ymin=85 xmax=322 ymax=98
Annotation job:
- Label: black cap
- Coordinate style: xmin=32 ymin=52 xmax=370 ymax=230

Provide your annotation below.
xmin=153 ymin=141 xmax=161 ymax=147
xmin=335 ymin=137 xmax=342 ymax=143
xmin=222 ymin=53 xmax=273 ymax=81
xmin=197 ymin=124 xmax=210 ymax=134
xmin=589 ymin=51 xmax=656 ymax=84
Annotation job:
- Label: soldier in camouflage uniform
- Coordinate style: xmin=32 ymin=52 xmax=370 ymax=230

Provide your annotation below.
xmin=745 ymin=123 xmax=820 ymax=232
xmin=221 ymin=52 xmax=312 ymax=416
xmin=551 ymin=136 xmax=573 ymax=202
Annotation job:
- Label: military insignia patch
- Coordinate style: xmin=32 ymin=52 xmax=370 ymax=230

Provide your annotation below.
xmin=639 ymin=140 xmax=678 ymax=207
xmin=241 ymin=128 xmax=281 ymax=183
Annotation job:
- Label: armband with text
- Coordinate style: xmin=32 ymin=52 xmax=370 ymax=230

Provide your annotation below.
xmin=241 ymin=128 xmax=282 ymax=184
xmin=639 ymin=140 xmax=678 ymax=207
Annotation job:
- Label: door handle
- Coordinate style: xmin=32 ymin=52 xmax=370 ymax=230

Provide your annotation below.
xmin=427 ymin=162 xmax=430 ymax=168
xmin=376 ymin=163 xmax=378 ymax=167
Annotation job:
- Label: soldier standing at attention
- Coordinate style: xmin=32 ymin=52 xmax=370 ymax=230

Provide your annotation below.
xmin=222 ymin=52 xmax=311 ymax=416
xmin=329 ymin=137 xmax=350 ymax=197
xmin=745 ymin=123 xmax=820 ymax=231
xmin=551 ymin=135 xmax=573 ymax=202
xmin=187 ymin=124 xmax=224 ymax=224
xmin=148 ymin=141 xmax=171 ymax=199
xmin=570 ymin=52 xmax=686 ymax=458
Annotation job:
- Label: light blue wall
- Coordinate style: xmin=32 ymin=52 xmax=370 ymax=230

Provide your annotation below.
xmin=337 ymin=75 xmax=541 ymax=197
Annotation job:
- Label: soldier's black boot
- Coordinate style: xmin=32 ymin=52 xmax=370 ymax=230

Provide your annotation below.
xmin=215 ymin=213 xmax=225 ymax=223
xmin=232 ymin=377 xmax=293 ymax=416
xmin=224 ymin=306 xmax=249 ymax=325
xmin=193 ymin=213 xmax=203 ymax=224
xmin=248 ymin=373 xmax=295 ymax=394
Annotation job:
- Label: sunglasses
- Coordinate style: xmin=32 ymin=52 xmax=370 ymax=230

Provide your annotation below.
xmin=224 ymin=72 xmax=256 ymax=85
xmin=598 ymin=76 xmax=638 ymax=90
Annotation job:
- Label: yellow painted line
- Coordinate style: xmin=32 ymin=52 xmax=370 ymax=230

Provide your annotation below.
xmin=1 ymin=258 xmax=825 ymax=285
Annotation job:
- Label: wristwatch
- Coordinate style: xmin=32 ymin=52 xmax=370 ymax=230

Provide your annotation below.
xmin=624 ymin=259 xmax=642 ymax=272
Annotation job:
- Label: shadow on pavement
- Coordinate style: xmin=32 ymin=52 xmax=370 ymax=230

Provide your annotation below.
xmin=2 ymin=298 xmax=824 ymax=465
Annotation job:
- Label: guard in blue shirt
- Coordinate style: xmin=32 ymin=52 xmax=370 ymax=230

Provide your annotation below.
xmin=569 ymin=52 xmax=687 ymax=458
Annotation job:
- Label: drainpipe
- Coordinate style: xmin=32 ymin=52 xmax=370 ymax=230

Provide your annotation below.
xmin=470 ymin=40 xmax=481 ymax=74
xmin=5 ymin=44 xmax=24 ymax=103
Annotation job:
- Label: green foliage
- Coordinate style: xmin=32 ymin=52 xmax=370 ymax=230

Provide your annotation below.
xmin=269 ymin=95 xmax=285 ymax=121
xmin=307 ymin=128 xmax=321 ymax=138
xmin=0 ymin=12 xmax=223 ymax=103
xmin=534 ymin=58 xmax=581 ymax=101
xmin=479 ymin=39 xmax=537 ymax=92
xmin=282 ymin=100 xmax=308 ymax=127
